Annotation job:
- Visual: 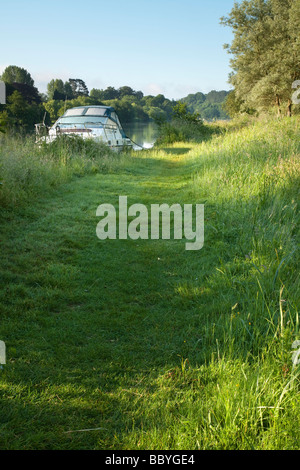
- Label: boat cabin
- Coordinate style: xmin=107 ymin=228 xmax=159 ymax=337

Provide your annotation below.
xmin=36 ymin=105 xmax=133 ymax=149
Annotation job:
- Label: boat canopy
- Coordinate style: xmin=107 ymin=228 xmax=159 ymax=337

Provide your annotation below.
xmin=53 ymin=106 xmax=126 ymax=137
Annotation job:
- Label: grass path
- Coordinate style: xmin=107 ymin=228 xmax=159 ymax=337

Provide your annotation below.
xmin=0 ymin=129 xmax=299 ymax=449
xmin=0 ymin=147 xmax=210 ymax=449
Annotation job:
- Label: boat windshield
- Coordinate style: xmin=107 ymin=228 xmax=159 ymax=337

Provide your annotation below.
xmin=55 ymin=116 xmax=107 ymax=126
xmin=85 ymin=107 xmax=107 ymax=116
xmin=64 ymin=108 xmax=86 ymax=116
xmin=64 ymin=107 xmax=108 ymax=117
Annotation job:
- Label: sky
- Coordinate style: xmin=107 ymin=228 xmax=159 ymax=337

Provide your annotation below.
xmin=0 ymin=0 xmax=236 ymax=100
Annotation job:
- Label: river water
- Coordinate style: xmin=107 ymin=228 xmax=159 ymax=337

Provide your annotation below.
xmin=122 ymin=122 xmax=158 ymax=149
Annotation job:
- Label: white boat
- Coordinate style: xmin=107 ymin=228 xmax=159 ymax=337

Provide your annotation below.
xmin=35 ymin=105 xmax=135 ymax=150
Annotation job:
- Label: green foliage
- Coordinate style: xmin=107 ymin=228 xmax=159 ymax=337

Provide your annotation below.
xmin=145 ymin=106 xmax=167 ymax=121
xmin=0 ymin=134 xmax=123 ymax=207
xmin=47 ymin=79 xmax=74 ymax=101
xmin=0 ymin=118 xmax=299 ymax=449
xmin=155 ymin=101 xmax=212 ymax=144
xmin=42 ymin=82 xmax=174 ymax=125
xmin=43 ymin=99 xmax=65 ymax=124
xmin=0 ymin=65 xmax=34 ymax=87
xmin=46 ymin=79 xmax=89 ymax=101
xmin=222 ymin=90 xmax=241 ymax=118
xmin=89 ymin=87 xmax=174 ymax=122
xmin=155 ymin=122 xmax=184 ymax=144
xmin=172 ymin=101 xmax=201 ymax=123
xmin=0 ymin=117 xmax=6 ymax=133
xmin=47 ymin=79 xmax=65 ymax=99
xmin=0 ymin=65 xmax=231 ymax=133
xmin=42 ymin=134 xmax=114 ymax=162
xmin=68 ymin=78 xmax=89 ymax=98
xmin=181 ymin=90 xmax=230 ymax=120
xmin=0 ymin=90 xmax=44 ymax=132
xmin=221 ymin=0 xmax=300 ymax=116
xmin=0 ymin=66 xmax=44 ymax=131
xmin=89 ymin=88 xmax=105 ymax=101
xmin=222 ymin=89 xmax=257 ymax=118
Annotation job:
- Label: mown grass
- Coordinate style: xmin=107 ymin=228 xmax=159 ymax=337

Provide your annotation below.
xmin=0 ymin=117 xmax=299 ymax=450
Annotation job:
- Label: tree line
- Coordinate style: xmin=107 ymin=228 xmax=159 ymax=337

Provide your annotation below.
xmin=0 ymin=65 xmax=229 ymax=133
xmin=181 ymin=90 xmax=230 ymax=120
xmin=1 ymin=1 xmax=299 ymax=131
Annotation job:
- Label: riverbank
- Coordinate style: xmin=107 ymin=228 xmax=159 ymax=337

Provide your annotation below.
xmin=0 ymin=116 xmax=299 ymax=449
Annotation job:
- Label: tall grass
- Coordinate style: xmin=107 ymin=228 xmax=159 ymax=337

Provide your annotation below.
xmin=0 ymin=135 xmax=128 ymax=207
xmin=130 ymin=116 xmax=299 ymax=449
xmin=0 ymin=116 xmax=299 ymax=449
xmin=155 ymin=117 xmax=221 ymax=145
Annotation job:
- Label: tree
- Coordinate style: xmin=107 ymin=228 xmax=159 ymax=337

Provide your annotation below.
xmin=0 ymin=115 xmax=6 ymax=133
xmin=11 ymin=82 xmax=41 ymax=104
xmin=180 ymin=91 xmax=229 ymax=118
xmin=118 ymin=86 xmax=135 ymax=98
xmin=172 ymin=101 xmax=201 ymax=123
xmin=134 ymin=90 xmax=144 ymax=100
xmin=43 ymin=99 xmax=65 ymax=124
xmin=90 ymin=88 xmax=105 ymax=102
xmin=64 ymin=81 xmax=74 ymax=100
xmin=146 ymin=107 xmax=167 ymax=121
xmin=0 ymin=72 xmax=45 ymax=131
xmin=101 ymin=87 xmax=119 ymax=100
xmin=104 ymin=98 xmax=135 ymax=122
xmin=1 ymin=65 xmax=34 ymax=87
xmin=47 ymin=79 xmax=64 ymax=100
xmin=206 ymin=90 xmax=229 ymax=104
xmin=222 ymin=90 xmax=243 ymax=117
xmin=221 ymin=0 xmax=300 ymax=116
xmin=68 ymin=78 xmax=89 ymax=98
xmin=150 ymin=94 xmax=166 ymax=107
xmin=46 ymin=79 xmax=75 ymax=101
xmin=2 ymin=90 xmax=44 ymax=131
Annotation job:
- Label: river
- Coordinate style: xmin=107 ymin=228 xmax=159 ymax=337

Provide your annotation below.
xmin=122 ymin=121 xmax=158 ymax=149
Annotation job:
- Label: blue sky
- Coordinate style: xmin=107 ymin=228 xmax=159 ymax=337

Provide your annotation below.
xmin=0 ymin=0 xmax=236 ymax=99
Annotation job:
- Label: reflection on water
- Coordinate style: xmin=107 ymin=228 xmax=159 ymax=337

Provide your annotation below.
xmin=122 ymin=122 xmax=158 ymax=149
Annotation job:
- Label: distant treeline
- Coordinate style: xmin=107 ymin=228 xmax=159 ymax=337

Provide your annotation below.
xmin=181 ymin=90 xmax=230 ymax=120
xmin=0 ymin=65 xmax=229 ymax=133
xmin=2 ymin=0 xmax=300 ymax=133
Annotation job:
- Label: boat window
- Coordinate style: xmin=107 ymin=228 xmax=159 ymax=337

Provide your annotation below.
xmin=106 ymin=118 xmax=118 ymax=129
xmin=111 ymin=112 xmax=121 ymax=126
xmin=57 ymin=116 xmax=107 ymax=125
xmin=64 ymin=108 xmax=86 ymax=116
xmin=85 ymin=107 xmax=107 ymax=116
